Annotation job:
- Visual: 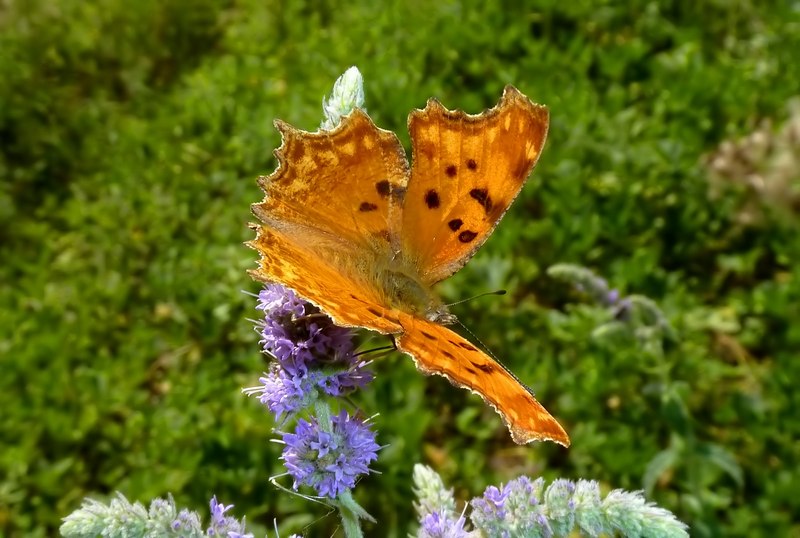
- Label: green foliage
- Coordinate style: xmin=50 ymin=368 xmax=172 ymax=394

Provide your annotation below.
xmin=1 ymin=0 xmax=799 ymax=536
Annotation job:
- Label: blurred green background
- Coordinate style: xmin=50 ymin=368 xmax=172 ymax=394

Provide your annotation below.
xmin=2 ymin=1 xmax=799 ymax=536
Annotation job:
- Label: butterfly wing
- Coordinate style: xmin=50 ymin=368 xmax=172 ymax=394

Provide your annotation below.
xmin=397 ymin=87 xmax=567 ymax=445
xmin=401 ymin=85 xmax=548 ymax=285
xmin=251 ymin=109 xmax=413 ymax=333
xmin=255 ymin=110 xmax=409 ymax=255
xmin=396 ymin=313 xmax=569 ymax=446
xmin=249 ymin=225 xmax=402 ymax=335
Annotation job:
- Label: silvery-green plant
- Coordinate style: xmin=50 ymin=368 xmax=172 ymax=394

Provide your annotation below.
xmin=320 ymin=65 xmax=365 ymax=130
xmin=60 ymin=494 xmax=256 ymax=538
xmin=547 ymin=263 xmax=676 ymax=350
xmin=413 ymin=465 xmax=689 ymax=538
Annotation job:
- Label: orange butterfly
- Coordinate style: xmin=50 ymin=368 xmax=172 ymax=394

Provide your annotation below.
xmin=249 ymin=86 xmax=569 ymax=446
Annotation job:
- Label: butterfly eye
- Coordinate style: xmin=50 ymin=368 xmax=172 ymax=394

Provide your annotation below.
xmin=426 ymin=308 xmax=456 ymax=325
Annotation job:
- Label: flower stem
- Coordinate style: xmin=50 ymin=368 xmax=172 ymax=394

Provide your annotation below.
xmin=314 ymin=400 xmax=332 ymax=432
xmin=334 ymin=489 xmax=375 ymax=538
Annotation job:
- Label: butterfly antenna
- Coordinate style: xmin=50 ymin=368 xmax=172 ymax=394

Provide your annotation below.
xmin=448 ymin=290 xmax=507 ymax=360
xmin=445 ymin=289 xmax=507 ymax=307
xmin=455 ymin=318 xmax=502 ymax=362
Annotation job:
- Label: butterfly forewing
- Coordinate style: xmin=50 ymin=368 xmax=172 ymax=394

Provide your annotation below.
xmin=254 ymin=110 xmax=409 ymax=256
xmin=401 ymin=86 xmax=549 ymax=285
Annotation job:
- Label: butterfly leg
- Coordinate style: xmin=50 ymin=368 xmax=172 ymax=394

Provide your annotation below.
xmin=354 ymin=335 xmax=397 ymax=358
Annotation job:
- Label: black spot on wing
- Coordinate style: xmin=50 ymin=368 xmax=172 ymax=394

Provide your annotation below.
xmin=458 ymin=342 xmax=478 ymax=352
xmin=466 ymin=158 xmax=478 ymax=171
xmin=425 ymin=190 xmax=440 ymax=209
xmin=287 ymin=138 xmax=306 ymax=163
xmin=469 ymin=188 xmax=493 ymax=214
xmin=359 ymin=202 xmax=378 ymax=212
xmin=513 ymin=157 xmax=535 ymax=180
xmin=472 ymin=362 xmax=495 ymax=373
xmin=421 ymin=331 xmax=437 ymax=340
xmin=448 ymin=218 xmax=463 ymax=231
xmin=458 ymin=230 xmax=478 ymax=243
xmin=376 ymin=180 xmax=391 ymax=197
xmin=445 ymin=164 xmax=457 ymax=178
xmin=374 ymin=229 xmax=391 ymax=243
xmin=376 ymin=180 xmax=406 ymax=200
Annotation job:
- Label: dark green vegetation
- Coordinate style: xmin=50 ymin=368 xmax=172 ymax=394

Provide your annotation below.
xmin=2 ymin=1 xmax=799 ymax=536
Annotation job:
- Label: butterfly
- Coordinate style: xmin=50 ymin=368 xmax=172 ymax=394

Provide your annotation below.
xmin=249 ymin=85 xmax=569 ymax=446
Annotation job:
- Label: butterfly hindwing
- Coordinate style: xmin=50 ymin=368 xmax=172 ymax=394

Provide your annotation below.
xmin=249 ymin=225 xmax=403 ymax=335
xmin=396 ymin=313 xmax=569 ymax=446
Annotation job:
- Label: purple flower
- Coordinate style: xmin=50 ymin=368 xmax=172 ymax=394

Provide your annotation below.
xmin=419 ymin=510 xmax=470 ymax=538
xmin=613 ymin=297 xmax=633 ymax=321
xmin=281 ymin=411 xmax=380 ymax=498
xmin=536 ymin=514 xmax=553 ymax=536
xmin=257 ymin=284 xmax=356 ymax=370
xmin=324 ymin=358 xmax=375 ymax=396
xmin=246 ymin=285 xmax=374 ymax=419
xmin=205 ymin=496 xmax=253 ymax=537
xmin=545 ymin=479 xmax=576 ymax=502
xmin=246 ymin=368 xmax=319 ymax=418
xmin=475 ymin=484 xmax=510 ymax=521
xmin=245 ymin=360 xmax=375 ymax=419
xmin=171 ymin=508 xmax=201 ymax=532
xmin=256 ymin=284 xmax=306 ymax=319
xmin=543 ymin=479 xmax=576 ymax=535
xmin=586 ymin=276 xmax=619 ymax=307
xmin=247 ymin=284 xmax=381 ymax=511
xmin=472 ymin=482 xmax=512 ymax=522
xmin=606 ymin=288 xmax=620 ymax=306
xmin=247 ymin=284 xmax=373 ymax=420
xmin=471 ymin=477 xmax=554 ymax=537
xmin=485 ymin=485 xmax=510 ymax=509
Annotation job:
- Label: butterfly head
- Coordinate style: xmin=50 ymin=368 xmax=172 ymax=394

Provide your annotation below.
xmin=425 ymin=306 xmax=457 ymax=326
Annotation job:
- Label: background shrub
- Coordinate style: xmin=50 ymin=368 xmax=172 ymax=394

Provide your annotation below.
xmin=1 ymin=1 xmax=798 ymax=536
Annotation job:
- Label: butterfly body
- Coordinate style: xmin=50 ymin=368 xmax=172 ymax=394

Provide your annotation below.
xmin=382 ymin=268 xmax=445 ymax=317
xmin=250 ymin=86 xmax=570 ymax=446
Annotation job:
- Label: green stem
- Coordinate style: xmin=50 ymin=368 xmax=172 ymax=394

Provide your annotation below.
xmin=314 ymin=400 xmax=332 ymax=432
xmin=334 ymin=489 xmax=374 ymax=538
